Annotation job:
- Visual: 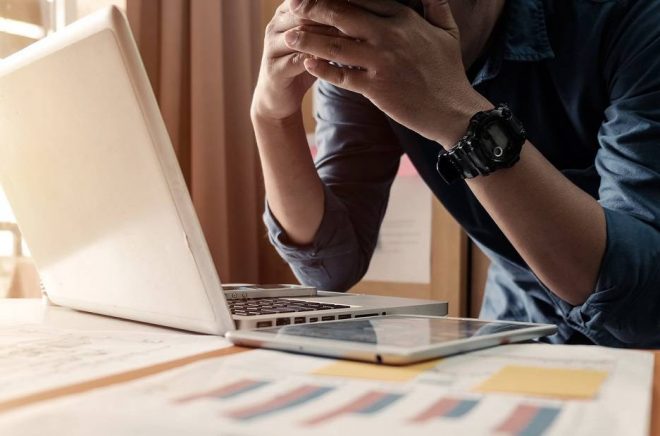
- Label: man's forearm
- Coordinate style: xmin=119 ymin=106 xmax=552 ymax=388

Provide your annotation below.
xmin=463 ymin=131 xmax=607 ymax=306
xmin=252 ymin=110 xmax=324 ymax=245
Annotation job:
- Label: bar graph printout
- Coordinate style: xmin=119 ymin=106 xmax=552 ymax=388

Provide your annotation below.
xmin=0 ymin=344 xmax=652 ymax=436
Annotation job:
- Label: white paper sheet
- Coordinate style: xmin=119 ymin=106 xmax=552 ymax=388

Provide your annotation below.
xmin=0 ymin=344 xmax=652 ymax=436
xmin=363 ymin=156 xmax=432 ymax=284
xmin=0 ymin=324 xmax=230 ymax=403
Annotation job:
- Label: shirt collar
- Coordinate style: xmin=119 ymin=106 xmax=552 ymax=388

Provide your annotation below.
xmin=472 ymin=0 xmax=555 ymax=86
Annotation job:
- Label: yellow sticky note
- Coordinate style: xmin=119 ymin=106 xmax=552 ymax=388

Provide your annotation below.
xmin=475 ymin=365 xmax=608 ymax=399
xmin=313 ymin=359 xmax=441 ymax=382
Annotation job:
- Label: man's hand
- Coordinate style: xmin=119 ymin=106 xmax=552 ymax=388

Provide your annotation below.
xmin=286 ymin=0 xmax=492 ymax=146
xmin=252 ymin=2 xmax=339 ymax=121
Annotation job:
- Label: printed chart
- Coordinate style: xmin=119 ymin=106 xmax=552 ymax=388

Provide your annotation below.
xmin=226 ymin=385 xmax=334 ymax=421
xmin=172 ymin=377 xmax=563 ymax=435
xmin=495 ymin=405 xmax=561 ymax=436
xmin=0 ymin=344 xmax=652 ymax=436
xmin=410 ymin=397 xmax=480 ymax=422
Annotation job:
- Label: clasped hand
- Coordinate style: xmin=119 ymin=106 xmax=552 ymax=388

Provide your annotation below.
xmin=286 ymin=0 xmax=490 ymax=147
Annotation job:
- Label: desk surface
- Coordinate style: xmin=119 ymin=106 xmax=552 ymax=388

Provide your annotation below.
xmin=1 ymin=299 xmax=658 ymax=435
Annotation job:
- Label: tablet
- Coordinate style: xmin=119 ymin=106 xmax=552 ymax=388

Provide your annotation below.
xmin=226 ymin=315 xmax=558 ymax=365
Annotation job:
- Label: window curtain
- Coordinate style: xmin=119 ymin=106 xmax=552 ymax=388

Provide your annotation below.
xmin=126 ymin=0 xmax=295 ymax=284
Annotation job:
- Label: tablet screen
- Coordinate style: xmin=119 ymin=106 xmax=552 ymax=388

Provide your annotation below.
xmin=259 ymin=316 xmax=536 ymax=348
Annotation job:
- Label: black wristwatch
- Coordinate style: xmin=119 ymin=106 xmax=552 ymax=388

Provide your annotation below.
xmin=436 ymin=104 xmax=526 ymax=184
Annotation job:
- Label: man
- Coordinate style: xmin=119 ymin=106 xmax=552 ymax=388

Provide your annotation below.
xmin=251 ymin=0 xmax=660 ymax=346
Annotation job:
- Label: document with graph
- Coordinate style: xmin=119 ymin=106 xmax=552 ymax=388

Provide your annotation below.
xmin=0 ymin=344 xmax=653 ymax=436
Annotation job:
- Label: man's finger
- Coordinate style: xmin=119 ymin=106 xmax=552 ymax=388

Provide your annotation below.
xmin=268 ymin=52 xmax=312 ymax=78
xmin=268 ymin=25 xmax=342 ymax=58
xmin=285 ymin=30 xmax=370 ymax=69
xmin=269 ymin=10 xmax=319 ymax=34
xmin=288 ymin=0 xmax=380 ymax=39
xmin=421 ymin=0 xmax=459 ymax=37
xmin=303 ymin=58 xmax=367 ymax=93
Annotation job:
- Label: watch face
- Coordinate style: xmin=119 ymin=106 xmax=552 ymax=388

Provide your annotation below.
xmin=483 ymin=121 xmax=515 ymax=163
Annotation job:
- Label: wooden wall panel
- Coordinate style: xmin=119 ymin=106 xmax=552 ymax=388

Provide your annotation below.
xmin=430 ymin=200 xmax=468 ymax=316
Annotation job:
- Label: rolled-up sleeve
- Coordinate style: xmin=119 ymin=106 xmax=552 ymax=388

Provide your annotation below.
xmin=263 ymin=81 xmax=402 ymax=291
xmin=559 ymin=2 xmax=660 ymax=347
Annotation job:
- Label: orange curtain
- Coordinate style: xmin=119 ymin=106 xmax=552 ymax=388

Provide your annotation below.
xmin=126 ymin=0 xmax=294 ymax=284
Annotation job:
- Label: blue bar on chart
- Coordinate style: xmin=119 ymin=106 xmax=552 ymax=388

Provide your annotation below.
xmin=410 ymin=397 xmax=480 ymax=423
xmin=175 ymin=379 xmax=270 ymax=403
xmin=303 ymin=391 xmax=404 ymax=426
xmin=495 ymin=404 xmax=561 ymax=436
xmin=225 ymin=385 xmax=334 ymax=421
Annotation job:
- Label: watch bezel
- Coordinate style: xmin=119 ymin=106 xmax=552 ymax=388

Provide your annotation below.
xmin=436 ymin=104 xmax=526 ymax=184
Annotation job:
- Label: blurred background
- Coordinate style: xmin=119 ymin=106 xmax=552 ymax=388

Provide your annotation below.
xmin=0 ymin=0 xmax=305 ymax=300
xmin=0 ymin=0 xmax=127 ymax=298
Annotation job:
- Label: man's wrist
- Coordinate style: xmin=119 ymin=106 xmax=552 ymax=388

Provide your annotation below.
xmin=250 ymin=82 xmax=303 ymax=126
xmin=432 ymin=91 xmax=495 ymax=149
xmin=251 ymin=106 xmax=304 ymax=131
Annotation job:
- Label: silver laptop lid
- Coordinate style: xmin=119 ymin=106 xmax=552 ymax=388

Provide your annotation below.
xmin=0 ymin=7 xmax=234 ymax=334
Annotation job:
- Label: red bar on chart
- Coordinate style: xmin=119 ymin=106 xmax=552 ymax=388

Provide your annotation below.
xmin=226 ymin=385 xmax=334 ymax=421
xmin=410 ymin=397 xmax=480 ymax=423
xmin=303 ymin=391 xmax=403 ymax=426
xmin=495 ymin=404 xmax=561 ymax=436
xmin=175 ymin=379 xmax=269 ymax=403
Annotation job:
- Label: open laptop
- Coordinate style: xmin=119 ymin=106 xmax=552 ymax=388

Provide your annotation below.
xmin=0 ymin=7 xmax=447 ymax=335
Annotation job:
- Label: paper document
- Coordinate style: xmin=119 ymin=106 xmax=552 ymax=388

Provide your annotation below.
xmin=0 ymin=325 xmax=230 ymax=403
xmin=363 ymin=156 xmax=432 ymax=284
xmin=0 ymin=344 xmax=652 ymax=436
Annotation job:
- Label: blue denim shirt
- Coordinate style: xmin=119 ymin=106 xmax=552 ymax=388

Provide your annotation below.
xmin=264 ymin=0 xmax=660 ymax=347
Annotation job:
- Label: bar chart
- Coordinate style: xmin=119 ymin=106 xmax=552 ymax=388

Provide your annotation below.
xmin=494 ymin=404 xmax=561 ymax=436
xmin=303 ymin=391 xmax=404 ymax=426
xmin=176 ymin=378 xmax=562 ymax=435
xmin=410 ymin=397 xmax=480 ymax=423
xmin=225 ymin=384 xmax=334 ymax=421
xmin=175 ymin=379 xmax=270 ymax=403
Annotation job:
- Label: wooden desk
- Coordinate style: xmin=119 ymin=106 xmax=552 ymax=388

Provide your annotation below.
xmin=0 ymin=299 xmax=658 ymax=434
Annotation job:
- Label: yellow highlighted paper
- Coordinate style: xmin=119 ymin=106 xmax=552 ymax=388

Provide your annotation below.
xmin=313 ymin=359 xmax=440 ymax=382
xmin=476 ymin=365 xmax=608 ymax=399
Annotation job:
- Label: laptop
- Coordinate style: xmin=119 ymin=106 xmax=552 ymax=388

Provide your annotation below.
xmin=0 ymin=7 xmax=447 ymax=335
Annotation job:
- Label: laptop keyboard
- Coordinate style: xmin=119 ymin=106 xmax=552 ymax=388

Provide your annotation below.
xmin=228 ymin=298 xmax=350 ymax=317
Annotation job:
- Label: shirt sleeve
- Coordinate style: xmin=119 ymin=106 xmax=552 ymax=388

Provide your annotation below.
xmin=263 ymin=81 xmax=403 ymax=291
xmin=557 ymin=1 xmax=660 ymax=347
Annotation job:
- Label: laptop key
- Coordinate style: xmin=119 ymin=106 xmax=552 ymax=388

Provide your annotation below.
xmin=272 ymin=308 xmax=296 ymax=313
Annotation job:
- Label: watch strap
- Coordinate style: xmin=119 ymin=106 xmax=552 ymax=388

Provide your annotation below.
xmin=437 ymin=139 xmax=493 ymax=184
